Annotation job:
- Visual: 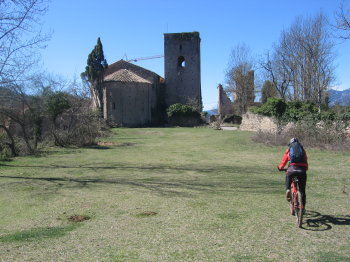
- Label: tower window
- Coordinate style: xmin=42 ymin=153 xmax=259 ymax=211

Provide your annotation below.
xmin=178 ymin=56 xmax=186 ymax=68
xmin=112 ymin=102 xmax=116 ymax=110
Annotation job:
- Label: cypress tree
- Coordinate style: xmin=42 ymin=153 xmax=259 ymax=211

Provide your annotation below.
xmin=83 ymin=37 xmax=108 ymax=110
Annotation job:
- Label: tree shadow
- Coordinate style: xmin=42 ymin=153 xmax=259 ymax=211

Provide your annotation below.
xmin=0 ymin=163 xmax=282 ymax=197
xmin=302 ymin=210 xmax=350 ymax=231
xmin=0 ymin=224 xmax=79 ymax=243
xmin=83 ymin=145 xmax=111 ymax=150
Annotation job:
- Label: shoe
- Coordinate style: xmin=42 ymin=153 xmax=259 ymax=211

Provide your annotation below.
xmin=286 ymin=190 xmax=291 ymax=202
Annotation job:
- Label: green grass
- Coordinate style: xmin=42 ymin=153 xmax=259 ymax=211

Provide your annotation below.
xmin=0 ymin=127 xmax=349 ymax=261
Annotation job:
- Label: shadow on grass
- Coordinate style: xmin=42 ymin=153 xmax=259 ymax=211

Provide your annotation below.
xmin=302 ymin=211 xmax=350 ymax=231
xmin=0 ymin=163 xmax=282 ymax=197
xmin=83 ymin=145 xmax=111 ymax=150
xmin=0 ymin=224 xmax=79 ymax=243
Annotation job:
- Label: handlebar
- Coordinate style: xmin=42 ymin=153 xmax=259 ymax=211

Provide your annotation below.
xmin=277 ymin=167 xmax=287 ymax=172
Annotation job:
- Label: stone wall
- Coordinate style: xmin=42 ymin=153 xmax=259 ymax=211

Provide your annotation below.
xmin=240 ymin=112 xmax=278 ymax=132
xmin=241 ymin=112 xmax=350 ymax=137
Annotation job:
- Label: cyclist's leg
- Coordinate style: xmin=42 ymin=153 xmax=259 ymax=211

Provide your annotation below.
xmin=285 ymin=174 xmax=292 ymax=190
xmin=298 ymin=173 xmax=307 ymax=208
xmin=285 ymin=171 xmax=293 ymax=201
xmin=285 ymin=166 xmax=295 ymax=190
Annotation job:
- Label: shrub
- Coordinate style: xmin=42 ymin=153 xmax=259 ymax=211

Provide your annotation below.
xmin=166 ymin=103 xmax=202 ymax=127
xmin=45 ymin=92 xmax=71 ymax=121
xmin=251 ymin=98 xmax=350 ymax=150
xmin=167 ymin=103 xmax=200 ymax=118
xmin=50 ymin=111 xmax=105 ymax=147
xmin=251 ymin=98 xmax=287 ymax=118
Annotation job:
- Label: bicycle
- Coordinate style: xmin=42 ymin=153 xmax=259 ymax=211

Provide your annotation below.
xmin=279 ymin=168 xmax=304 ymax=228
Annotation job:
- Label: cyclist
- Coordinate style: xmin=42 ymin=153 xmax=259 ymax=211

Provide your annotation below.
xmin=278 ymin=137 xmax=308 ymax=212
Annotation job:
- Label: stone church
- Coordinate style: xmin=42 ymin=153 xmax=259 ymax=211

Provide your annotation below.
xmin=102 ymin=32 xmax=202 ymax=127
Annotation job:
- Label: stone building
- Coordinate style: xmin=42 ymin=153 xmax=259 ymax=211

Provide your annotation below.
xmin=102 ymin=32 xmax=202 ymax=127
xmin=103 ymin=60 xmax=164 ymax=127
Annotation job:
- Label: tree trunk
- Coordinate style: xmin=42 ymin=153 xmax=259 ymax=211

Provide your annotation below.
xmin=0 ymin=124 xmax=17 ymax=156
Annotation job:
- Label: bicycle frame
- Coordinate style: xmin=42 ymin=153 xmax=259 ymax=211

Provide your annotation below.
xmin=291 ymin=175 xmax=303 ymax=228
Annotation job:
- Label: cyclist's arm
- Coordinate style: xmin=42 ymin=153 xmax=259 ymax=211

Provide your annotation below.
xmin=278 ymin=148 xmax=289 ymax=170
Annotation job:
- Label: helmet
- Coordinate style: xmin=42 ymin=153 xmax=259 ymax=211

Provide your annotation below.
xmin=289 ymin=137 xmax=299 ymax=145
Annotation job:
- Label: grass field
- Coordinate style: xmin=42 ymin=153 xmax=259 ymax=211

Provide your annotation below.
xmin=0 ymin=127 xmax=349 ymax=262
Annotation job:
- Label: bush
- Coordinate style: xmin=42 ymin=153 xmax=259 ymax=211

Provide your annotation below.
xmin=167 ymin=103 xmax=201 ymax=118
xmin=45 ymin=92 xmax=71 ymax=121
xmin=0 ymin=134 xmax=11 ymax=160
xmin=222 ymin=114 xmax=242 ymax=125
xmin=252 ymin=122 xmax=350 ymax=151
xmin=251 ymin=98 xmax=350 ymax=150
xmin=50 ymin=111 xmax=105 ymax=147
xmin=251 ymin=98 xmax=287 ymax=118
xmin=166 ymin=103 xmax=202 ymax=127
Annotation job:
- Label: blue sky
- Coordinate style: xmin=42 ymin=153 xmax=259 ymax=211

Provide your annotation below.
xmin=41 ymin=0 xmax=350 ymax=110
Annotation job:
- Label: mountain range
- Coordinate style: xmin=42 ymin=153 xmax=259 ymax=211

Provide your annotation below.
xmin=328 ymin=88 xmax=350 ymax=107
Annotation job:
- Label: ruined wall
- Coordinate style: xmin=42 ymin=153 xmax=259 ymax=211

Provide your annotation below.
xmin=241 ymin=112 xmax=350 ymax=138
xmin=164 ymin=32 xmax=202 ymax=109
xmin=218 ymin=84 xmax=233 ymax=117
xmin=240 ymin=112 xmax=278 ymax=132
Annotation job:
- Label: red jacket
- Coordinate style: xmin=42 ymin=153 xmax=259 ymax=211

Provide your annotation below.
xmin=278 ymin=148 xmax=308 ymax=171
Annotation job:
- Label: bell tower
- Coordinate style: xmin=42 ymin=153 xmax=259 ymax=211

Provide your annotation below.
xmin=164 ymin=32 xmax=202 ymax=110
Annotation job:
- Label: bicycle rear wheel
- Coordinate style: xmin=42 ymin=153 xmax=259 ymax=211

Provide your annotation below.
xmin=290 ymin=192 xmax=295 ymax=216
xmin=296 ymin=191 xmax=303 ymax=228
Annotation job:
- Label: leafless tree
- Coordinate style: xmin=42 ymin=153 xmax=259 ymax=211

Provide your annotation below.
xmin=262 ymin=13 xmax=336 ymax=111
xmin=335 ymin=0 xmax=350 ymax=39
xmin=0 ymin=0 xmax=50 ymax=86
xmin=261 ymin=50 xmax=293 ymax=100
xmin=225 ymin=43 xmax=256 ymax=115
xmin=261 ymin=80 xmax=278 ymax=104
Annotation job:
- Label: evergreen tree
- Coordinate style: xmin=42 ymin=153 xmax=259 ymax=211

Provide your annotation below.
xmin=83 ymin=37 xmax=108 ymax=110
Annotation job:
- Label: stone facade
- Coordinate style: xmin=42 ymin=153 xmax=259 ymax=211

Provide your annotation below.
xmin=102 ymin=60 xmax=164 ymax=127
xmin=164 ymin=32 xmax=202 ymax=110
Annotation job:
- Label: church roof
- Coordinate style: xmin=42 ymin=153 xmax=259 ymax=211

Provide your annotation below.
xmin=104 ymin=59 xmax=161 ymax=83
xmin=104 ymin=69 xmax=151 ymax=84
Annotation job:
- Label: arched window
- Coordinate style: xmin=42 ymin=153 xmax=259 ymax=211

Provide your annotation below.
xmin=178 ymin=56 xmax=186 ymax=68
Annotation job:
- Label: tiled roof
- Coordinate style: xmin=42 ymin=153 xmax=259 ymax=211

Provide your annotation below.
xmin=104 ymin=69 xmax=151 ymax=84
xmin=104 ymin=60 xmax=160 ymax=83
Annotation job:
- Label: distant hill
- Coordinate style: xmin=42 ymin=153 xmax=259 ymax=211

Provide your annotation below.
xmin=328 ymin=88 xmax=350 ymax=107
xmin=205 ymin=108 xmax=218 ymax=116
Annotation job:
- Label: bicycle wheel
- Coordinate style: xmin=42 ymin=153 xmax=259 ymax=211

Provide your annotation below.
xmin=290 ymin=192 xmax=295 ymax=216
xmin=296 ymin=191 xmax=303 ymax=228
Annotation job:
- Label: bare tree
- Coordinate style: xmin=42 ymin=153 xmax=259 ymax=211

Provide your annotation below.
xmin=262 ymin=13 xmax=336 ymax=111
xmin=0 ymin=0 xmax=50 ymax=86
xmin=261 ymin=80 xmax=278 ymax=104
xmin=225 ymin=43 xmax=255 ymax=115
xmin=335 ymin=0 xmax=350 ymax=39
xmin=261 ymin=50 xmax=292 ymax=100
